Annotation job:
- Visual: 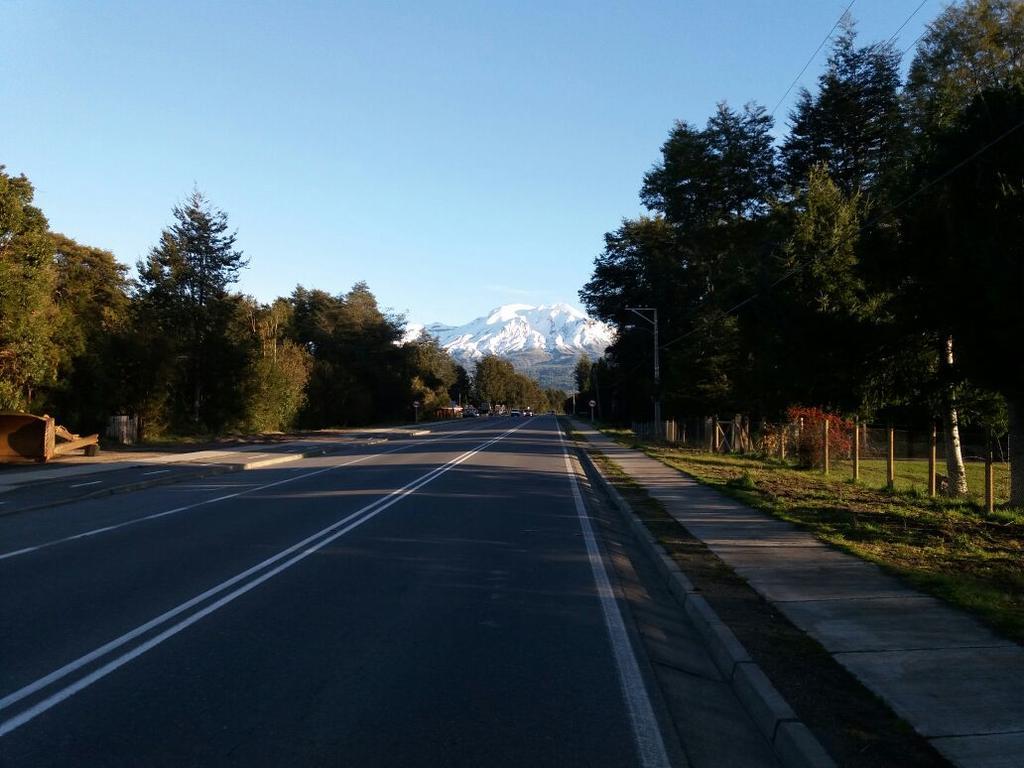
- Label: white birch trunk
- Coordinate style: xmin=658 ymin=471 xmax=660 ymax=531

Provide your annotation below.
xmin=942 ymin=336 xmax=969 ymax=497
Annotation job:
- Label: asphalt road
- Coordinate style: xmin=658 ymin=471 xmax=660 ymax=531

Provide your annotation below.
xmin=0 ymin=416 xmax=678 ymax=767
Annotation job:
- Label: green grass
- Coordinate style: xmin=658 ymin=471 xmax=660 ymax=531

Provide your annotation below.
xmin=598 ymin=428 xmax=1024 ymax=644
xmin=854 ymin=457 xmax=1011 ymax=506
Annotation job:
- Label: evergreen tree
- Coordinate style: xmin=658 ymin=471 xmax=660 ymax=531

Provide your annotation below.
xmin=573 ymin=355 xmax=593 ymax=395
xmin=474 ymin=355 xmax=518 ymax=406
xmin=135 ymin=190 xmax=248 ymax=430
xmin=772 ymin=165 xmax=877 ymax=412
xmin=642 ymin=102 xmax=779 ymax=228
xmin=586 ymin=102 xmax=783 ymax=420
xmin=289 ymin=282 xmax=407 ymax=426
xmin=782 ymin=16 xmax=907 ymax=196
xmin=0 ymin=167 xmax=58 ymax=409
xmin=449 ymin=365 xmax=471 ymax=405
xmin=906 ymin=0 xmax=1024 ymax=136
xmin=48 ymin=234 xmax=131 ymax=430
xmin=242 ymin=297 xmax=311 ymax=432
xmin=406 ymin=336 xmax=458 ymax=416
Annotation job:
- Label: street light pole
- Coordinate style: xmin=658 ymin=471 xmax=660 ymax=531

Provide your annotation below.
xmin=625 ymin=306 xmax=661 ymax=434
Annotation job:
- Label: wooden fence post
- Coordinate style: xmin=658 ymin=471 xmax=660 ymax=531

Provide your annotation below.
xmin=928 ymin=423 xmax=937 ymax=497
xmin=887 ymin=426 xmax=896 ymax=490
xmin=985 ymin=432 xmax=995 ymax=514
xmin=853 ymin=417 xmax=860 ymax=481
xmin=823 ymin=419 xmax=830 ymax=475
xmin=713 ymin=417 xmax=721 ymax=452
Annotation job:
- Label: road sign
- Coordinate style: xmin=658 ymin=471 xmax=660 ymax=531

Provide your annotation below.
xmin=589 ymin=400 xmax=596 ymax=407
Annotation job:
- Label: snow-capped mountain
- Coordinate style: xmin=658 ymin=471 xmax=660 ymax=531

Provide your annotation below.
xmin=403 ymin=303 xmax=613 ymax=389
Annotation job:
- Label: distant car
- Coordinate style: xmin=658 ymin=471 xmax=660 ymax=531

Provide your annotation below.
xmin=464 ymin=408 xmax=478 ymax=417
xmin=510 ymin=409 xmax=521 ymax=417
xmin=523 ymin=409 xmax=533 ymax=417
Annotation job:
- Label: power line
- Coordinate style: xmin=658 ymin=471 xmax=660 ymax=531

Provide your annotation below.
xmin=886 ymin=0 xmax=930 ymax=46
xmin=901 ymin=29 xmax=929 ymax=58
xmin=770 ymin=1 xmax=856 ymax=118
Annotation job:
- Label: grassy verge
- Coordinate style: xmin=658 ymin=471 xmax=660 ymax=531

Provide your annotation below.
xmin=599 ymin=426 xmax=1024 ymax=644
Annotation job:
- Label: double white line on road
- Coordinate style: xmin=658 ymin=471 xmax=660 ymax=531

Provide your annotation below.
xmin=0 ymin=421 xmax=531 ymax=737
xmin=0 ymin=446 xmax=381 ymax=562
xmin=0 ymin=429 xmax=480 ymax=562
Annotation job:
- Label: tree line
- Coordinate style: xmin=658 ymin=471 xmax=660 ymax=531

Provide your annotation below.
xmin=0 ymin=182 xmax=559 ymax=437
xmin=578 ymin=1 xmax=1024 ymax=504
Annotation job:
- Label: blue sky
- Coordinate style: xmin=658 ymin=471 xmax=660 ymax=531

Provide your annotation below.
xmin=3 ymin=1 xmax=935 ymax=325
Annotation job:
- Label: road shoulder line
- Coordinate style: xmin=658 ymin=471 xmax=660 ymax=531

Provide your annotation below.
xmin=557 ymin=425 xmax=673 ymax=768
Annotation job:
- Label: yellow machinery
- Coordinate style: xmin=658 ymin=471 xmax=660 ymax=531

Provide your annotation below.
xmin=0 ymin=412 xmax=99 ymax=463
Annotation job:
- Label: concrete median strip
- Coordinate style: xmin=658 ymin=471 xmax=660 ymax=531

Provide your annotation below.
xmin=0 ymin=420 xmax=448 ymax=509
xmin=0 ymin=447 xmax=331 ymax=517
xmin=0 ymin=431 xmax=442 ymax=518
xmin=573 ymin=441 xmax=836 ymax=768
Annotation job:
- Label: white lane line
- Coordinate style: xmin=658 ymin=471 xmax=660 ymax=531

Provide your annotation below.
xmin=0 ymin=421 xmax=526 ymax=736
xmin=141 ymin=470 xmax=172 ymax=476
xmin=556 ymin=424 xmax=671 ymax=768
xmin=0 ymin=440 xmax=423 ymax=562
xmin=68 ymin=481 xmax=102 ymax=489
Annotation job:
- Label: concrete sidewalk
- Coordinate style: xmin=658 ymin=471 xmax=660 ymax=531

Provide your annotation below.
xmin=572 ymin=420 xmax=1024 ymax=768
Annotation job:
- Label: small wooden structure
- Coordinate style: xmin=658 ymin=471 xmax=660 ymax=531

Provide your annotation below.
xmin=0 ymin=412 xmax=99 ymax=463
xmin=107 ymin=414 xmax=138 ymax=445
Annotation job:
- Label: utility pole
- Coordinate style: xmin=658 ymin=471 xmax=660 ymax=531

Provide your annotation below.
xmin=625 ymin=306 xmax=660 ymax=435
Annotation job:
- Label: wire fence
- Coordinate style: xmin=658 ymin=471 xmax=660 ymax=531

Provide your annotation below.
xmin=630 ymin=416 xmax=1010 ymax=507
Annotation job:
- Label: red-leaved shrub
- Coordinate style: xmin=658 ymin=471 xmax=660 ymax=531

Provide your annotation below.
xmin=785 ymin=405 xmax=853 ymax=468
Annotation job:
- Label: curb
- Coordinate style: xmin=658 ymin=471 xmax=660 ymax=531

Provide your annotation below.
xmin=574 ymin=443 xmax=836 ymax=768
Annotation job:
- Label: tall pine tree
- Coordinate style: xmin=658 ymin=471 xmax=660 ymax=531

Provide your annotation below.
xmin=136 ymin=190 xmax=248 ymax=430
xmin=782 ymin=16 xmax=906 ymax=196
